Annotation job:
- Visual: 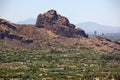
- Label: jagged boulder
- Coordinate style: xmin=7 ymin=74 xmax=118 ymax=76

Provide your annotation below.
xmin=35 ymin=10 xmax=88 ymax=38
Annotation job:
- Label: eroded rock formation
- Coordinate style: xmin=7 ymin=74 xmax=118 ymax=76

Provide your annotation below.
xmin=35 ymin=10 xmax=88 ymax=38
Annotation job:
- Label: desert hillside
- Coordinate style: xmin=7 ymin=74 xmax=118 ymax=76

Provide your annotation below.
xmin=0 ymin=10 xmax=120 ymax=80
xmin=0 ymin=10 xmax=120 ymax=52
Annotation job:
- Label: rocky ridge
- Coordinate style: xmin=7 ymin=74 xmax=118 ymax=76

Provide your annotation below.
xmin=0 ymin=10 xmax=120 ymax=52
xmin=0 ymin=19 xmax=33 ymax=44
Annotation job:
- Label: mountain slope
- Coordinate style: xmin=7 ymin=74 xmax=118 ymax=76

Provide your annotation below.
xmin=0 ymin=10 xmax=120 ymax=52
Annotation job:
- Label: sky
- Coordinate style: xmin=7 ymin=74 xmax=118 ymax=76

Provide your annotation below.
xmin=0 ymin=0 xmax=120 ymax=27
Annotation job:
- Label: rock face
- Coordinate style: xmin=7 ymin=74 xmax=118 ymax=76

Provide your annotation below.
xmin=35 ymin=10 xmax=88 ymax=38
xmin=0 ymin=19 xmax=33 ymax=44
xmin=0 ymin=19 xmax=16 ymax=30
xmin=0 ymin=19 xmax=16 ymax=39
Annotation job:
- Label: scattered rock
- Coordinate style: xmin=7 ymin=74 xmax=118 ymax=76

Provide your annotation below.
xmin=22 ymin=38 xmax=33 ymax=44
xmin=114 ymin=40 xmax=120 ymax=45
xmin=8 ymin=34 xmax=23 ymax=40
xmin=0 ymin=31 xmax=9 ymax=39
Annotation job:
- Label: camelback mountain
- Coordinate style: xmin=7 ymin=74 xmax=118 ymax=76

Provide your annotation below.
xmin=0 ymin=10 xmax=120 ymax=52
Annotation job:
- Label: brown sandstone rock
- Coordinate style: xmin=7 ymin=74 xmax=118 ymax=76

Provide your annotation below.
xmin=35 ymin=9 xmax=88 ymax=38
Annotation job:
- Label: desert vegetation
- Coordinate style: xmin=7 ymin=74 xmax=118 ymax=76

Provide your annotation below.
xmin=0 ymin=46 xmax=120 ymax=80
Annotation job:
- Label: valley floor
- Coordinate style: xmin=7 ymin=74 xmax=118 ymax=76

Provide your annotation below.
xmin=0 ymin=47 xmax=120 ymax=80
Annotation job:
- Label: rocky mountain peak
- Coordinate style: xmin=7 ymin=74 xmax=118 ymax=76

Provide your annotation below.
xmin=44 ymin=9 xmax=58 ymax=21
xmin=46 ymin=9 xmax=57 ymax=16
xmin=35 ymin=10 xmax=88 ymax=38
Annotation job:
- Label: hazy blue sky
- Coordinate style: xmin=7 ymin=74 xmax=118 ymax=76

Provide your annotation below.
xmin=0 ymin=0 xmax=120 ymax=26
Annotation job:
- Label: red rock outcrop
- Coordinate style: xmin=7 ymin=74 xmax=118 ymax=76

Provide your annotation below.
xmin=35 ymin=10 xmax=88 ymax=38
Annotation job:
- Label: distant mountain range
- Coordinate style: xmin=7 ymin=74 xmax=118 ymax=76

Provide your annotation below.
xmin=76 ymin=22 xmax=120 ymax=33
xmin=16 ymin=18 xmax=36 ymax=24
